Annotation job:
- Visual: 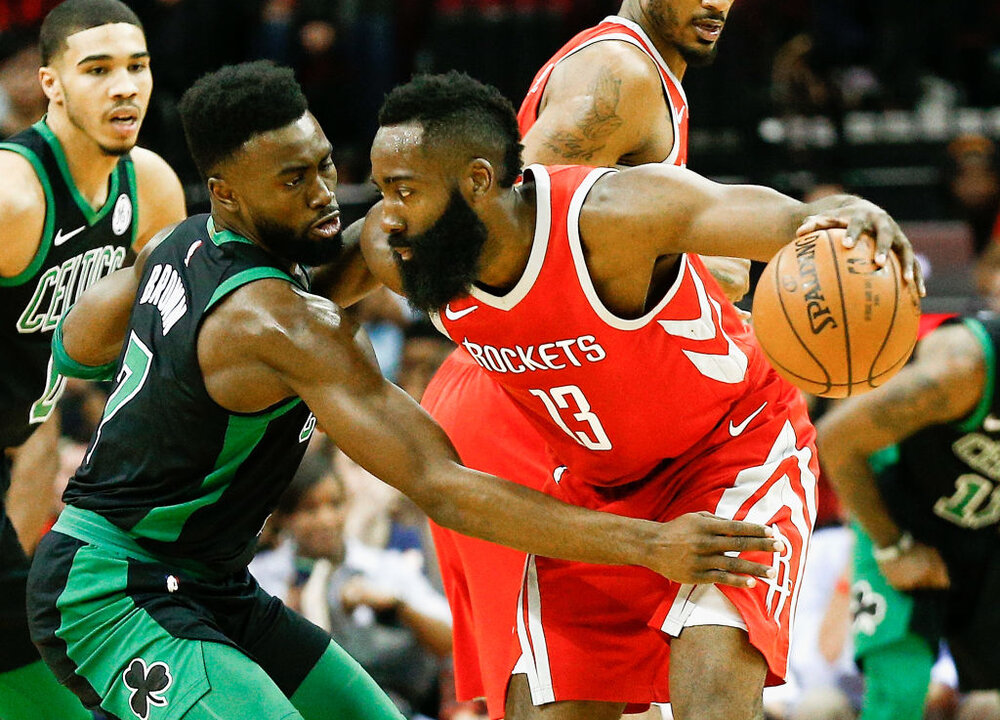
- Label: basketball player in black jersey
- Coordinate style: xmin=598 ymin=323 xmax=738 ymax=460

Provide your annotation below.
xmin=26 ymin=61 xmax=784 ymax=720
xmin=817 ymin=313 xmax=1000 ymax=720
xmin=0 ymin=2 xmax=185 ymax=717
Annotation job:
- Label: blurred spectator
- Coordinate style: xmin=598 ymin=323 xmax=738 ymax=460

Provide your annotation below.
xmin=352 ymin=287 xmax=414 ymax=381
xmin=397 ymin=321 xmax=455 ymax=403
xmin=262 ymin=454 xmax=452 ymax=719
xmin=945 ymin=135 xmax=1000 ymax=257
xmin=0 ymin=28 xmax=45 ymax=137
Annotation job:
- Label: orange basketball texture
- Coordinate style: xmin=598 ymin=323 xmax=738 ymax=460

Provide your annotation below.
xmin=751 ymin=228 xmax=921 ymax=398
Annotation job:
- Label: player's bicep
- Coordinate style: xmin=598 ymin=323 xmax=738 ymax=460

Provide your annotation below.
xmin=583 ymin=168 xmax=802 ymax=262
xmin=524 ymin=54 xmax=654 ymax=166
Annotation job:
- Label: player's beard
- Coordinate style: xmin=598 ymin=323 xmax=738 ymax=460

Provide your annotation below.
xmin=646 ymin=0 xmax=722 ymax=68
xmin=393 ymin=187 xmax=488 ymax=314
xmin=254 ymin=215 xmax=344 ymax=267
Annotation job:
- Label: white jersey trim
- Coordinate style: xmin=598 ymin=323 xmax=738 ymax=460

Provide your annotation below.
xmin=513 ymin=554 xmax=555 ymax=705
xmin=551 ymin=16 xmax=688 ymax=166
xmin=469 ymin=166 xmax=552 ymax=311
xmin=565 ymin=167 xmax=692 ymax=331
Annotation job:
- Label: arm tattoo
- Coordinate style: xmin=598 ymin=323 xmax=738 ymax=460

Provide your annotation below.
xmin=543 ymin=66 xmax=626 ymax=161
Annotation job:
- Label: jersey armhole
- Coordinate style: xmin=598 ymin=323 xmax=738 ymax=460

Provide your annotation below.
xmin=0 ymin=143 xmax=55 ymax=287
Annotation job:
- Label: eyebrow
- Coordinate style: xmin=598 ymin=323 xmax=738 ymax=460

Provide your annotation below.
xmin=373 ymin=173 xmax=415 ymax=185
xmin=76 ymin=51 xmax=150 ymax=66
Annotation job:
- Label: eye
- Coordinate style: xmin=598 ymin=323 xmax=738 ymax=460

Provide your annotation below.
xmin=398 ymin=187 xmax=413 ymax=199
xmin=128 ymin=62 xmax=149 ymax=73
xmin=285 ymin=175 xmax=304 ymax=188
xmin=320 ymin=156 xmax=334 ymax=171
xmin=87 ymin=66 xmax=107 ymax=76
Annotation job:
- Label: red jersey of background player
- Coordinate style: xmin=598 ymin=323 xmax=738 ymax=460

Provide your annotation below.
xmin=518 ymin=15 xmax=689 ymax=167
xmin=431 ymin=164 xmax=775 ymax=486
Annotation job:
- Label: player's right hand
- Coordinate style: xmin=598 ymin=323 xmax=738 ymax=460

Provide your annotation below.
xmin=647 ymin=511 xmax=782 ymax=588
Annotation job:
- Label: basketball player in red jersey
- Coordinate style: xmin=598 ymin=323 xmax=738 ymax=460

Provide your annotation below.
xmin=364 ymin=73 xmax=923 ymax=720
xmin=422 ymin=1 xmax=748 ymax=714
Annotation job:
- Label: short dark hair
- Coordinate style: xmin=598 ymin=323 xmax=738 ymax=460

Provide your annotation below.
xmin=40 ymin=0 xmax=143 ymax=65
xmin=178 ymin=61 xmax=310 ymax=179
xmin=378 ymin=71 xmax=523 ymax=188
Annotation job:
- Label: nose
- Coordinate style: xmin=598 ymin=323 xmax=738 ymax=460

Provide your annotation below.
xmin=109 ymin=67 xmax=139 ymax=99
xmin=310 ymin=175 xmax=336 ymax=209
xmin=379 ymin=201 xmax=405 ymax=235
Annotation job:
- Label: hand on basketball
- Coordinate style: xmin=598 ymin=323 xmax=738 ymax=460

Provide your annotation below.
xmin=797 ymin=200 xmax=926 ymax=297
xmin=648 ymin=511 xmax=782 ymax=588
xmin=877 ymin=541 xmax=950 ymax=591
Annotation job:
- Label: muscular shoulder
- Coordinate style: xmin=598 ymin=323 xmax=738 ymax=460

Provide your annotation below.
xmin=912 ymin=321 xmax=986 ymax=398
xmin=546 ymin=39 xmax=663 ymax=106
xmin=0 ymin=149 xmax=46 ymax=277
xmin=199 ymin=278 xmax=372 ymax=410
xmin=526 ymin=41 xmax=663 ymax=166
xmin=130 ymin=146 xmax=186 ymax=251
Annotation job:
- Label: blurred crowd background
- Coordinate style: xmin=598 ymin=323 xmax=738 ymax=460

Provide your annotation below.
xmin=3 ymin=2 xmax=1000 ymax=719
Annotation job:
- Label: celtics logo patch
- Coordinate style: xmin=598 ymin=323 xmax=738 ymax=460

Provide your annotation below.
xmin=850 ymin=580 xmax=887 ymax=636
xmin=122 ymin=658 xmax=172 ymax=719
xmin=112 ymin=193 xmax=133 ymax=236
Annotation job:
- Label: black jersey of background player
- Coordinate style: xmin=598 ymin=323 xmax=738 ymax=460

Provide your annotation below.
xmin=63 ymin=215 xmax=316 ymax=575
xmin=0 ymin=119 xmax=138 ymax=449
xmin=874 ymin=313 xmax=1000 ymax=568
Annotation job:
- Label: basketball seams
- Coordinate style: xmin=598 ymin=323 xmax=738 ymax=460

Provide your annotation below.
xmin=771 ymin=242 xmax=832 ymax=394
xmin=865 ymin=252 xmax=902 ymax=388
xmin=826 ymin=230 xmax=853 ymax=395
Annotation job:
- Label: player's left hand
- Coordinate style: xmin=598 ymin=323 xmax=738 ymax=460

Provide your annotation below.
xmin=877 ymin=541 xmax=950 ymax=591
xmin=797 ymin=199 xmax=926 ymax=297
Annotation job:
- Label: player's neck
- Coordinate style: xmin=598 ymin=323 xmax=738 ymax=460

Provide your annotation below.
xmin=474 ymin=183 xmax=537 ymax=293
xmin=45 ymin=111 xmax=123 ymax=211
xmin=618 ymin=3 xmax=688 ymax=80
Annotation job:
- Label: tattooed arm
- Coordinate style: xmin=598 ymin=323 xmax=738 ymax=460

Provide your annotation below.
xmin=521 ymin=41 xmax=662 ymax=166
xmin=815 ymin=322 xmax=984 ymax=589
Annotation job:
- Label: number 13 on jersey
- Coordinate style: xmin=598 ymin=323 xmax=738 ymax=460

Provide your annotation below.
xmin=529 ymin=384 xmax=612 ymax=450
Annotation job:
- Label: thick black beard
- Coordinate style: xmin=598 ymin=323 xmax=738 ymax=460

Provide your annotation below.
xmin=254 ymin=216 xmax=344 ymax=267
xmin=394 ymin=188 xmax=489 ymax=314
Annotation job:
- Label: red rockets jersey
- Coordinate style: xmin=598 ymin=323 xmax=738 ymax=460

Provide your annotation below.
xmin=517 ymin=15 xmax=689 ymax=167
xmin=431 ymin=165 xmax=777 ymax=486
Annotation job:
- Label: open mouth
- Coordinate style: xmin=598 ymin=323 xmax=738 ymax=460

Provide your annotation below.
xmin=692 ymin=19 xmax=724 ymax=42
xmin=310 ymin=212 xmax=341 ymax=238
xmin=108 ymin=107 xmax=140 ymax=135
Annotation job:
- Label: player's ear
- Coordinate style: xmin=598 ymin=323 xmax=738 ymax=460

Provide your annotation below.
xmin=207 ymin=177 xmax=239 ymax=212
xmin=38 ymin=66 xmax=62 ymax=104
xmin=467 ymin=158 xmax=494 ymax=200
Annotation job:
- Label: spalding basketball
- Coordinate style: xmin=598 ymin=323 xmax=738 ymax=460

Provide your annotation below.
xmin=751 ymin=228 xmax=921 ymax=398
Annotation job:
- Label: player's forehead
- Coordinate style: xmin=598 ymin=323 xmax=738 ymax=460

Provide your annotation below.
xmin=240 ymin=113 xmax=331 ymax=171
xmin=371 ymin=122 xmax=444 ymax=183
xmin=58 ymin=23 xmax=148 ymax=66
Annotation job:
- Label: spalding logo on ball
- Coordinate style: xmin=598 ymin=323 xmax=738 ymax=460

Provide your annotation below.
xmin=751 ymin=227 xmax=921 ymax=398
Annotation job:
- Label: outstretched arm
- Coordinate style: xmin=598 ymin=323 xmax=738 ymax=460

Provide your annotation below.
xmin=204 ymin=281 xmax=783 ymax=588
xmin=815 ymin=321 xmax=984 ymax=589
xmin=583 ymin=165 xmax=925 ymax=295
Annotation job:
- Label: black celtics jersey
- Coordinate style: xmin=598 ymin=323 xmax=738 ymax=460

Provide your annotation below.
xmin=62 ymin=215 xmax=316 ymax=575
xmin=0 ymin=119 xmax=138 ymax=449
xmin=875 ymin=313 xmax=1000 ymax=566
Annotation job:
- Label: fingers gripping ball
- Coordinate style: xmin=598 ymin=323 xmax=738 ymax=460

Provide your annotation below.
xmin=751 ymin=228 xmax=921 ymax=398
